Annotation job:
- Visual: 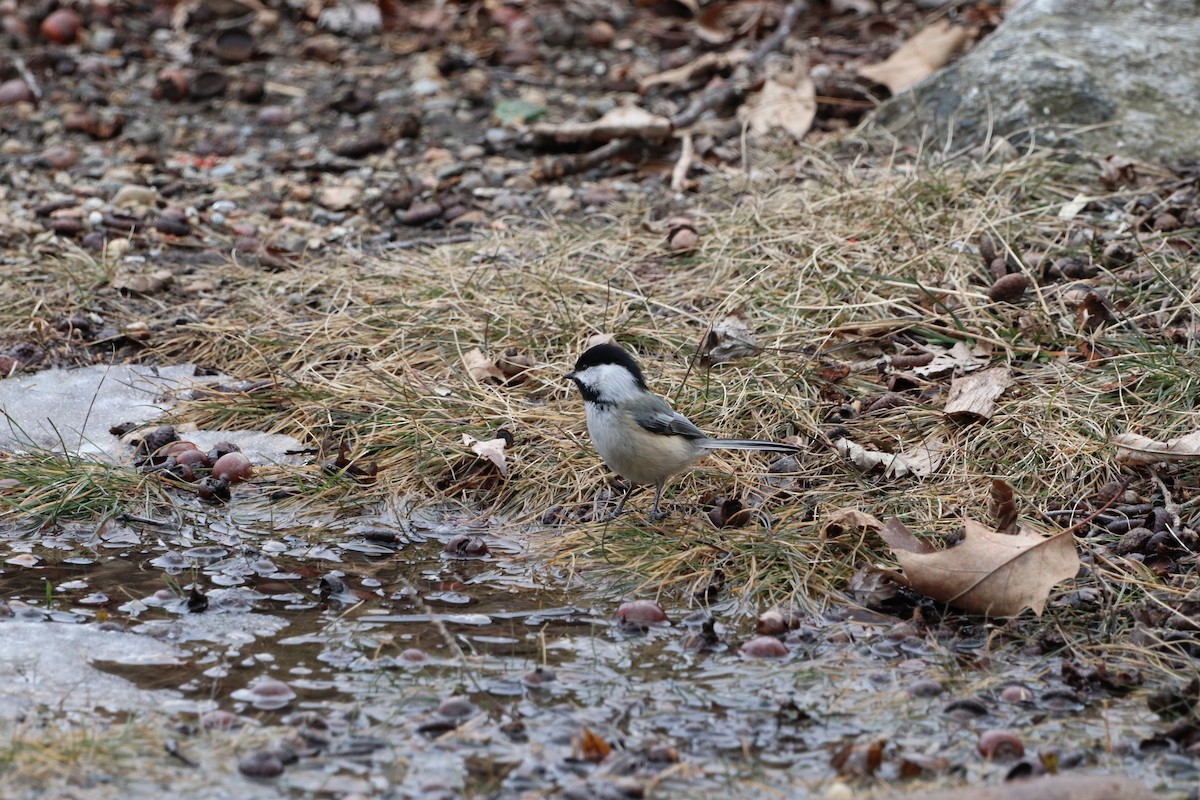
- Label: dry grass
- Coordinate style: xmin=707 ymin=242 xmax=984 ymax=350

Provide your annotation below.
xmin=3 ymin=142 xmax=1199 ymax=629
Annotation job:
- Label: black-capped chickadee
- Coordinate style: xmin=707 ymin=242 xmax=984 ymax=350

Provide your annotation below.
xmin=565 ymin=342 xmax=800 ymax=521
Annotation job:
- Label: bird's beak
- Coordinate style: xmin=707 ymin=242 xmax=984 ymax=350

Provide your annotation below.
xmin=564 ymin=372 xmax=576 ymax=381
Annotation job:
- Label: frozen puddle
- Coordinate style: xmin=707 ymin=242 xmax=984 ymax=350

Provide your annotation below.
xmin=0 ymin=620 xmax=199 ymax=718
xmin=0 ymin=364 xmax=301 ymax=462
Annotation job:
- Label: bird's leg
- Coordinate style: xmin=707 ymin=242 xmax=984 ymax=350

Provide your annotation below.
xmin=606 ymin=481 xmax=636 ymax=520
xmin=647 ymin=481 xmax=669 ymax=522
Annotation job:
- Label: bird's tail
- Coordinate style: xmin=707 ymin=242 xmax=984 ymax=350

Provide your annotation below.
xmin=700 ymin=438 xmax=800 ymax=453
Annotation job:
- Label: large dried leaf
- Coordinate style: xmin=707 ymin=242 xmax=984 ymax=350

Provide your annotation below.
xmin=698 ymin=312 xmax=757 ymax=365
xmin=944 ymin=366 xmax=1012 ymax=422
xmin=879 ymin=518 xmax=1080 ymax=617
xmin=1112 ymin=430 xmax=1200 ymax=466
xmin=739 ymin=57 xmax=816 ymax=142
xmin=836 ymin=437 xmax=939 ymax=479
xmin=859 ymin=20 xmax=969 ymax=94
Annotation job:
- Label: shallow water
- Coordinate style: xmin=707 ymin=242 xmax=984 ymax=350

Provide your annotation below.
xmin=0 ymin=493 xmax=1194 ymax=799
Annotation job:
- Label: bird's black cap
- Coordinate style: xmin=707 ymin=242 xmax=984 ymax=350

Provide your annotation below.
xmin=570 ymin=343 xmax=648 ymax=388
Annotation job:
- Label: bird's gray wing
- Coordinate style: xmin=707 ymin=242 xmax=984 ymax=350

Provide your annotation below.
xmin=629 ymin=396 xmax=707 ymax=440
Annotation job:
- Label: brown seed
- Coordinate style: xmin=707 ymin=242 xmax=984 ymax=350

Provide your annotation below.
xmin=437 ymin=695 xmax=477 ymax=719
xmin=36 ymin=146 xmax=77 ymax=169
xmin=907 ymin=679 xmax=945 ymax=698
xmin=398 ymin=648 xmax=427 ymax=663
xmin=213 ymin=29 xmax=254 ymax=63
xmin=212 ymin=452 xmax=253 ymax=483
xmin=999 ymin=684 xmax=1033 ymax=703
xmin=444 ymin=534 xmax=488 ymax=558
xmin=257 ymin=105 xmax=291 ymax=126
xmin=189 ymin=71 xmax=228 ymax=100
xmin=977 ymin=729 xmax=1024 ymax=760
xmin=614 ymin=600 xmax=667 ymax=624
xmin=155 ymin=68 xmax=189 ymax=102
xmin=987 ymin=272 xmax=1030 ymax=303
xmin=740 ymin=636 xmax=789 ymax=658
xmin=47 ymin=218 xmax=84 ymax=236
xmin=162 ymin=441 xmax=201 ymax=457
xmin=0 ymin=78 xmax=34 ymax=105
xmin=238 ymin=750 xmax=284 ymax=778
xmin=588 ymin=20 xmax=615 ymax=47
xmin=174 ymin=449 xmax=210 ymax=469
xmin=400 ymin=201 xmax=442 ymax=225
xmin=1152 ymin=212 xmax=1180 ymax=232
xmin=40 ymin=9 xmax=81 ymax=44
xmin=1101 ymin=241 xmax=1133 ymax=268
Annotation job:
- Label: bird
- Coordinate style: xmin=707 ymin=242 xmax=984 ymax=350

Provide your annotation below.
xmin=565 ymin=342 xmax=800 ymax=521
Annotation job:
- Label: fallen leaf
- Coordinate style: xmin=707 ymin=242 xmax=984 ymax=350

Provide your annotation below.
xmin=462 ymin=433 xmax=508 ymax=476
xmin=831 ymin=738 xmax=887 ymax=777
xmin=912 ymin=341 xmax=990 ymax=379
xmin=878 ymin=518 xmax=1080 ymax=617
xmin=496 ymin=350 xmax=536 ymax=382
xmin=858 ymin=19 xmax=970 ymax=94
xmin=820 ymin=508 xmax=885 ymax=540
xmin=944 ymin=366 xmax=1013 ymax=422
xmin=898 ymin=433 xmax=945 ymax=477
xmin=576 ymin=727 xmax=611 ymax=763
xmin=113 ymin=268 xmax=174 ymax=295
xmin=740 ymin=57 xmax=816 ymax=141
xmin=988 ymin=479 xmax=1017 ymax=533
xmin=1057 ymin=192 xmax=1091 ymax=221
xmin=463 ymin=348 xmax=505 ymax=383
xmin=836 ymin=438 xmax=922 ymax=478
xmin=576 ymin=335 xmax=616 ymax=356
xmin=533 ymin=106 xmax=672 ymax=144
xmin=1112 ymin=430 xmax=1200 ymax=466
xmin=699 ymin=312 xmax=757 ymax=365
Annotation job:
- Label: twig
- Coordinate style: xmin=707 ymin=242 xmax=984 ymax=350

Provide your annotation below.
xmin=13 ymin=57 xmax=41 ymax=102
xmin=671 ymin=132 xmax=695 ymax=191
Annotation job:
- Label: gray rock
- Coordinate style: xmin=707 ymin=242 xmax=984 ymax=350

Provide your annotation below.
xmin=868 ymin=0 xmax=1200 ymax=163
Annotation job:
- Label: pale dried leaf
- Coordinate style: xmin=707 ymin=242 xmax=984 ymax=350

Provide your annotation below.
xmin=462 ymin=433 xmax=508 ymax=476
xmin=1112 ymin=430 xmax=1200 ymax=466
xmin=1057 ymin=192 xmax=1091 ymax=221
xmin=836 ymin=437 xmax=916 ymax=478
xmin=820 ymin=508 xmax=885 ymax=540
xmin=584 ymin=333 xmax=617 ymax=351
xmin=112 ymin=268 xmax=174 ymax=295
xmin=944 ymin=366 xmax=1013 ymax=421
xmin=899 ymin=433 xmax=945 ymax=477
xmin=463 ymin=348 xmax=505 ymax=383
xmin=533 ymin=106 xmax=672 ymax=144
xmin=912 ymin=341 xmax=989 ymax=379
xmin=858 ymin=20 xmax=970 ymax=94
xmin=699 ymin=313 xmax=757 ymax=365
xmin=879 ymin=518 xmax=1080 ymax=617
xmin=740 ymin=58 xmax=816 ymax=141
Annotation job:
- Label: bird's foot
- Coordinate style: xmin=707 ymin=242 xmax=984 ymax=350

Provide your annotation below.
xmin=647 ymin=509 xmax=669 ymax=523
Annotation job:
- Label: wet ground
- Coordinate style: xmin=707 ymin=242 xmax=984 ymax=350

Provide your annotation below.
xmin=1 ymin=488 xmax=1195 ymax=798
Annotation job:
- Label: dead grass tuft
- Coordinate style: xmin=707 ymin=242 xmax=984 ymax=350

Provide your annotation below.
xmin=4 ymin=143 xmax=1199 ymax=644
